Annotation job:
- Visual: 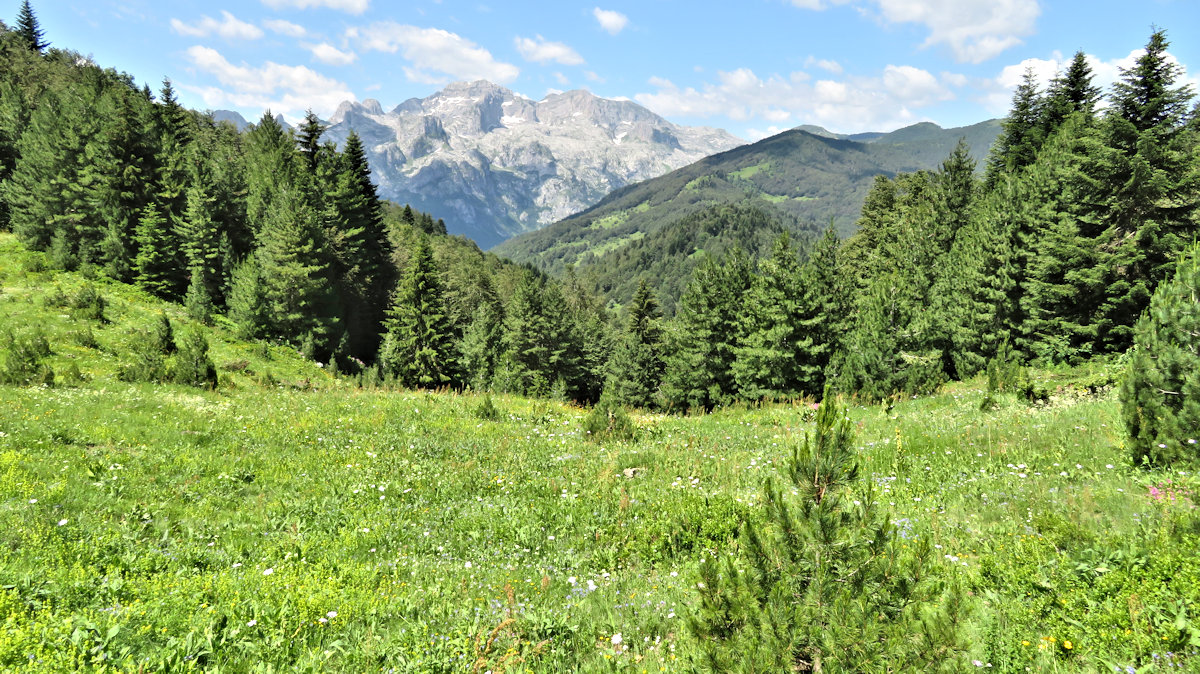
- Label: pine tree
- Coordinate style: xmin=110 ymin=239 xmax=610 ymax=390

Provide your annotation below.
xmin=495 ymin=270 xmax=582 ymax=398
xmin=732 ymin=232 xmax=806 ymax=401
xmin=689 ymin=392 xmax=967 ymax=671
xmin=1041 ymin=51 xmax=1101 ymax=133
xmin=253 ymin=187 xmax=340 ymax=353
xmin=295 ymin=109 xmax=325 ymax=175
xmin=661 ymin=248 xmax=753 ymax=411
xmin=458 ymin=298 xmax=505 ymax=391
xmin=378 ymin=235 xmax=459 ymax=389
xmin=321 ymin=131 xmax=394 ymax=359
xmin=985 ymin=68 xmax=1044 ymax=185
xmin=15 ymin=1 xmax=46 ymax=53
xmin=607 ymin=279 xmax=666 ymax=409
xmin=794 ymin=225 xmax=844 ymax=397
xmin=1121 ymin=243 xmax=1200 ymax=466
xmin=1082 ymin=30 xmax=1198 ymax=354
xmin=133 ymin=203 xmax=178 ymax=298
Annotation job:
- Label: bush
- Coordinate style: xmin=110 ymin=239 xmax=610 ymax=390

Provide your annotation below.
xmin=118 ymin=335 xmax=168 ymax=383
xmin=173 ymin=328 xmax=218 ymax=389
xmin=69 ymin=284 xmax=107 ymax=322
xmin=582 ymin=388 xmax=637 ymax=442
xmin=688 ymin=389 xmax=968 ymax=671
xmin=0 ymin=330 xmax=55 ymax=386
xmin=1122 ymin=244 xmax=1200 ymax=466
xmin=474 ymin=393 xmax=503 ymax=421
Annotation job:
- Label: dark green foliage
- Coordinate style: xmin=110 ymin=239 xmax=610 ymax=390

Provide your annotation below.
xmin=689 ymin=391 xmax=967 ymax=671
xmin=1080 ymin=30 xmax=1198 ymax=355
xmin=607 ymin=279 xmax=665 ymax=409
xmin=661 ymin=248 xmax=752 ymax=411
xmin=731 ymin=232 xmax=807 ymax=401
xmin=133 ymin=203 xmax=178 ymax=298
xmin=495 ymin=269 xmax=582 ymax=399
xmin=118 ymin=333 xmax=168 ymax=383
xmin=581 ymin=387 xmax=637 ymax=443
xmin=184 ymin=266 xmax=214 ymax=325
xmin=986 ymin=69 xmax=1044 ymax=185
xmin=151 ymin=313 xmax=176 ymax=355
xmin=226 ymin=253 xmax=268 ymax=340
xmin=15 ymin=1 xmax=46 ymax=53
xmin=473 ymin=393 xmax=502 ymax=421
xmin=295 ymin=109 xmax=325 ymax=174
xmin=379 ymin=236 xmax=459 ymax=389
xmin=1122 ymin=244 xmax=1200 ymax=466
xmin=0 ymin=328 xmax=53 ymax=386
xmin=68 ymin=283 xmax=106 ymax=322
xmin=1041 ymin=51 xmax=1101 ymax=132
xmin=457 ymin=298 xmax=505 ymax=391
xmin=172 ymin=327 xmax=218 ymax=389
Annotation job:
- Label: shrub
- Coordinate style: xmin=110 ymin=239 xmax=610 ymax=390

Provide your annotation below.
xmin=688 ymin=389 xmax=968 ymax=671
xmin=118 ymin=334 xmax=168 ymax=383
xmin=474 ymin=393 xmax=503 ymax=421
xmin=582 ymin=388 xmax=637 ymax=442
xmin=0 ymin=330 xmax=55 ymax=386
xmin=69 ymin=284 xmax=107 ymax=322
xmin=1122 ymin=244 xmax=1200 ymax=466
xmin=173 ymin=328 xmax=218 ymax=389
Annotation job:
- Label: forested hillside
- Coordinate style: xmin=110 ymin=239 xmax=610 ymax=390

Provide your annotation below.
xmin=492 ymin=119 xmax=998 ymax=310
xmin=0 ymin=9 xmax=1196 ymax=416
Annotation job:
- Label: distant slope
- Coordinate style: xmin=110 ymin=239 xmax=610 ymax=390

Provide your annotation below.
xmin=493 ymin=119 xmax=999 ymax=309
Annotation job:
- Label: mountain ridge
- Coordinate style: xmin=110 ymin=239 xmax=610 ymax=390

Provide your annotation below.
xmin=318 ymin=81 xmax=744 ymax=248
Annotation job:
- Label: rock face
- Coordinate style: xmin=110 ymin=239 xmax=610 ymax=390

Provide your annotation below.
xmin=322 ymin=81 xmax=743 ymax=248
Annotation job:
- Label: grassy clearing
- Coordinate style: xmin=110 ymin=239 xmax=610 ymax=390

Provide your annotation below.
xmin=1 ymin=239 xmax=1198 ymax=672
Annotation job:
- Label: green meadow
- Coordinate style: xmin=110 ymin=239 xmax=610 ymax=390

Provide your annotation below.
xmin=1 ymin=236 xmax=1199 ymax=672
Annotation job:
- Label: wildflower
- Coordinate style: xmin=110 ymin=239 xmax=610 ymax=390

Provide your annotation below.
xmin=612 ymin=633 xmax=623 ymax=646
xmin=263 ymin=568 xmax=274 ymax=576
xmin=327 ymin=611 xmax=337 ymax=619
xmin=567 ymin=576 xmax=577 ymax=585
xmin=28 ymin=499 xmax=36 ymax=504
xmin=974 ymin=661 xmax=984 ymax=667
xmin=57 ymin=519 xmax=67 ymax=526
xmin=247 ymin=620 xmax=257 ymax=627
xmin=465 ymin=562 xmax=472 ymax=569
xmin=1063 ymin=640 xmax=1073 ymax=650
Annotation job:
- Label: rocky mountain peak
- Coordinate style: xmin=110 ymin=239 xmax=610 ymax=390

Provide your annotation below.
xmin=322 ymin=81 xmax=744 ymax=248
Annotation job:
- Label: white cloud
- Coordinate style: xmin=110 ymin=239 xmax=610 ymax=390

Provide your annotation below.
xmin=263 ymin=19 xmax=307 ymax=38
xmin=584 ymin=70 xmax=605 ymax=83
xmin=593 ymin=8 xmax=629 ymax=35
xmin=182 ymin=45 xmax=355 ymax=119
xmin=635 ymin=64 xmax=953 ymax=133
xmin=553 ymin=72 xmax=570 ymax=85
xmin=746 ymin=125 xmax=788 ymax=141
xmin=805 ymin=56 xmax=843 ymax=74
xmin=515 ymin=35 xmax=584 ymax=65
xmin=261 ymin=0 xmax=369 ymax=14
xmin=350 ymin=22 xmax=519 ymax=83
xmin=309 ymin=42 xmax=357 ymax=66
xmin=975 ymin=48 xmax=1200 ymax=115
xmin=791 ymin=0 xmax=1039 ymax=63
xmin=170 ymin=11 xmax=264 ymax=41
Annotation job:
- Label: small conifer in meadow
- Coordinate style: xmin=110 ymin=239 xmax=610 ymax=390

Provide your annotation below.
xmin=1122 ymin=243 xmax=1200 ymax=465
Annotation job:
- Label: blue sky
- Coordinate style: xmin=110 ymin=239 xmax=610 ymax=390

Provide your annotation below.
xmin=24 ymin=0 xmax=1200 ymax=139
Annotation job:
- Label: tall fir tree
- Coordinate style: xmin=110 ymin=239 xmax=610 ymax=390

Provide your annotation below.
xmin=379 ymin=235 xmax=459 ymax=389
xmin=661 ymin=248 xmax=753 ymax=411
xmin=15 ymin=0 xmax=46 ymax=53
xmin=1041 ymin=50 xmax=1101 ymax=133
xmin=495 ymin=270 xmax=582 ymax=399
xmin=1080 ymin=30 xmax=1198 ymax=354
xmin=731 ymin=232 xmax=806 ymax=401
xmin=985 ymin=68 xmax=1044 ymax=186
xmin=607 ymin=278 xmax=666 ymax=409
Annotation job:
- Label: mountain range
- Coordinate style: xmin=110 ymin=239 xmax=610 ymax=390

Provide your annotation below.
xmin=305 ymin=81 xmax=743 ymax=248
xmin=492 ymin=119 xmax=1001 ymax=311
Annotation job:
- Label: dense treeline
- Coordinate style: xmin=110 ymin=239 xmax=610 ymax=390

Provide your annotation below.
xmin=1 ymin=9 xmax=1196 ymax=415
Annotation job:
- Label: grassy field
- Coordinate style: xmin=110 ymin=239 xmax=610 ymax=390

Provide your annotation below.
xmin=1 ymin=235 xmax=1199 ymax=672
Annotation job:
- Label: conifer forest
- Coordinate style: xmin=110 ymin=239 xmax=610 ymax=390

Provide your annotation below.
xmin=1 ymin=2 xmax=1199 ymax=671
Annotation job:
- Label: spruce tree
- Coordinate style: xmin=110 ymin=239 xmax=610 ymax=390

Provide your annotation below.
xmin=661 ymin=248 xmax=753 ymax=411
xmin=1041 ymin=51 xmax=1101 ymax=133
xmin=794 ymin=225 xmax=844 ymax=397
xmin=732 ymin=232 xmax=806 ymax=401
xmin=15 ymin=0 xmax=46 ymax=53
xmin=496 ymin=270 xmax=582 ymax=398
xmin=985 ymin=68 xmax=1044 ymax=186
xmin=1082 ymin=30 xmax=1198 ymax=354
xmin=1122 ymin=243 xmax=1200 ymax=466
xmin=133 ymin=203 xmax=178 ymax=298
xmin=378 ymin=235 xmax=459 ymax=389
xmin=607 ymin=279 xmax=666 ymax=409
xmin=295 ymin=109 xmax=325 ymax=175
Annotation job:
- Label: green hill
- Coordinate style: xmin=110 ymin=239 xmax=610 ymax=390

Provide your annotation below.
xmin=493 ymin=120 xmax=1000 ymax=310
xmin=1 ymin=235 xmax=1194 ymax=670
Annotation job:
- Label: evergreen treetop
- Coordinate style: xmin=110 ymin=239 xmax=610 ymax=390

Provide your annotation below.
xmin=15 ymin=0 xmax=46 ymax=53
